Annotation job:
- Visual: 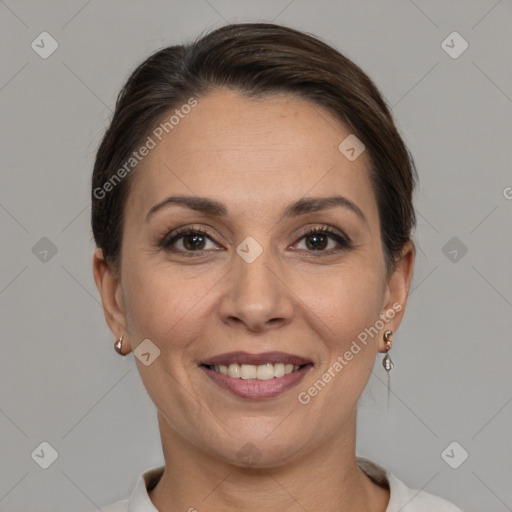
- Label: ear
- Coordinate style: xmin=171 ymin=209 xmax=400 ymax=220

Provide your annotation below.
xmin=93 ymin=248 xmax=130 ymax=352
xmin=378 ymin=241 xmax=415 ymax=352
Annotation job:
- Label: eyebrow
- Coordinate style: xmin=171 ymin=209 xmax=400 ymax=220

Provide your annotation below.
xmin=146 ymin=195 xmax=367 ymax=224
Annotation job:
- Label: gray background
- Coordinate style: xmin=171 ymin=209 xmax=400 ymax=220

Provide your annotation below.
xmin=1 ymin=1 xmax=511 ymax=511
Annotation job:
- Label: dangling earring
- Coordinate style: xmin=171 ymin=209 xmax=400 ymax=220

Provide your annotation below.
xmin=382 ymin=330 xmax=393 ymax=409
xmin=114 ymin=335 xmax=126 ymax=356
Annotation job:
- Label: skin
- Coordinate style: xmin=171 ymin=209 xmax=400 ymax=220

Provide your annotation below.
xmin=93 ymin=89 xmax=414 ymax=512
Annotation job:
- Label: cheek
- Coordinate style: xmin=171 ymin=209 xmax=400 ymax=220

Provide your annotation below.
xmin=301 ymin=265 xmax=383 ymax=387
xmin=121 ymin=257 xmax=216 ymax=344
xmin=298 ymin=262 xmax=384 ymax=341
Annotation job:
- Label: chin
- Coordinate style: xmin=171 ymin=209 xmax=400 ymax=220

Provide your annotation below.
xmin=209 ymin=430 xmax=310 ymax=469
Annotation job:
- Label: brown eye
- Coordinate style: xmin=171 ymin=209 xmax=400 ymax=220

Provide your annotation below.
xmin=295 ymin=227 xmax=351 ymax=253
xmin=158 ymin=225 xmax=351 ymax=257
xmin=159 ymin=228 xmax=220 ymax=254
xmin=304 ymin=232 xmax=329 ymax=250
xmin=181 ymin=232 xmax=207 ymax=250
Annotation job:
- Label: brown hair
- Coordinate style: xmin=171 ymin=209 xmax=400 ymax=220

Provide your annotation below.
xmin=91 ymin=22 xmax=417 ymax=277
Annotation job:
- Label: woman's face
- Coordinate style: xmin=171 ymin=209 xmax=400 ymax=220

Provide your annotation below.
xmin=95 ymin=89 xmax=413 ymax=466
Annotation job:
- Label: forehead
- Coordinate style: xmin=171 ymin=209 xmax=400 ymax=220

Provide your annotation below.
xmin=127 ymin=89 xmax=378 ymax=226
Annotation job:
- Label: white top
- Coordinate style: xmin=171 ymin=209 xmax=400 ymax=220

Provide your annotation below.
xmin=94 ymin=458 xmax=463 ymax=512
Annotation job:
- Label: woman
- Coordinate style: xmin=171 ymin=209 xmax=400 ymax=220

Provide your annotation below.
xmin=91 ymin=22 xmax=463 ymax=512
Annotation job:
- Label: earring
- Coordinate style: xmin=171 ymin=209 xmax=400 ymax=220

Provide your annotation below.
xmin=382 ymin=330 xmax=393 ymax=409
xmin=382 ymin=330 xmax=394 ymax=371
xmin=114 ymin=335 xmax=126 ymax=356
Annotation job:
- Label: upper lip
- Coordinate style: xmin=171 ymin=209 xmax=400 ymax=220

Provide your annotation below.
xmin=201 ymin=351 xmax=312 ymax=367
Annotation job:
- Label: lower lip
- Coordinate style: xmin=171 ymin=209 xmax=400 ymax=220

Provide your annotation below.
xmin=201 ymin=364 xmax=313 ymax=399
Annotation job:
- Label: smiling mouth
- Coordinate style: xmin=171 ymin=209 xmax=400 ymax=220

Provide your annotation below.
xmin=202 ymin=362 xmax=311 ymax=380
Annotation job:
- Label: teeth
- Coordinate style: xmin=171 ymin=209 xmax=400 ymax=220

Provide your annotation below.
xmin=240 ymin=364 xmax=257 ymax=380
xmin=274 ymin=363 xmax=285 ymax=378
xmin=211 ymin=362 xmax=303 ymax=380
xmin=256 ymin=363 xmax=274 ymax=380
xmin=228 ymin=363 xmax=241 ymax=378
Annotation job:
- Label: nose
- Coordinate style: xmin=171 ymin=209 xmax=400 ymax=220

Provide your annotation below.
xmin=218 ymin=247 xmax=294 ymax=333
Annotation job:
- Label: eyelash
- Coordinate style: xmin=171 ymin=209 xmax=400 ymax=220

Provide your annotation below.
xmin=157 ymin=225 xmax=352 ymax=257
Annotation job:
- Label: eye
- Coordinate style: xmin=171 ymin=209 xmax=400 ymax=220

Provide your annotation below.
xmin=158 ymin=224 xmax=352 ymax=257
xmin=294 ymin=226 xmax=352 ymax=253
xmin=158 ymin=227 xmax=221 ymax=255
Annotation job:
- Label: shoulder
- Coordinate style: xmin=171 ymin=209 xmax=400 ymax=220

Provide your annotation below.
xmin=356 ymin=457 xmax=464 ymax=512
xmin=83 ymin=465 xmax=164 ymax=512
xmin=385 ymin=471 xmax=464 ymax=512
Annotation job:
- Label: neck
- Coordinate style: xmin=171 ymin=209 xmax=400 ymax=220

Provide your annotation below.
xmin=148 ymin=411 xmax=389 ymax=512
